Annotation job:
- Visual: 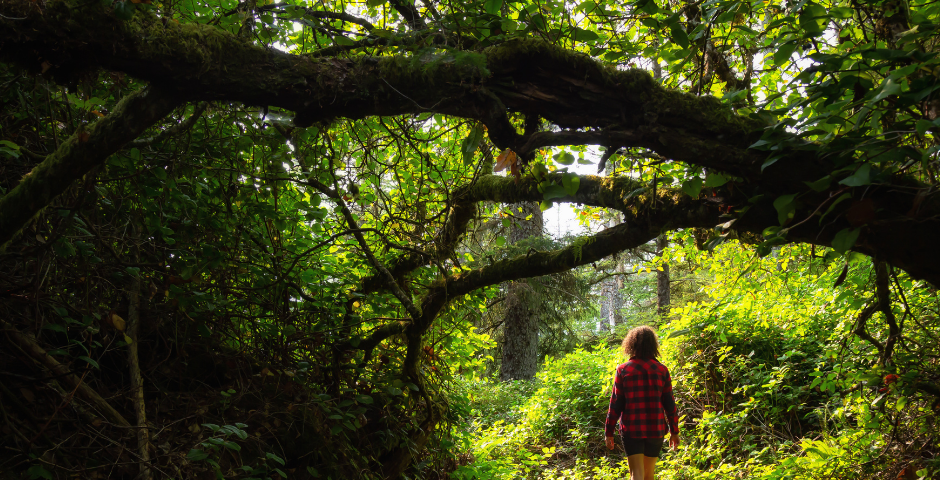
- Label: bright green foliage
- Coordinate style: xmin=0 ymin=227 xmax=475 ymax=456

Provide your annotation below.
xmin=456 ymin=236 xmax=940 ymax=479
xmin=454 ymin=348 xmax=615 ymax=478
xmin=3 ymin=0 xmax=940 ymax=473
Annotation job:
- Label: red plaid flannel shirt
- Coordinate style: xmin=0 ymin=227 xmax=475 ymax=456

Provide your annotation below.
xmin=605 ymin=357 xmax=679 ymax=438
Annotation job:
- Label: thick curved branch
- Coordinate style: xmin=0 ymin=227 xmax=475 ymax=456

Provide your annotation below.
xmin=0 ymin=5 xmax=768 ymax=180
xmin=4 ymin=4 xmax=940 ymax=284
xmin=0 ymin=85 xmax=180 ymax=249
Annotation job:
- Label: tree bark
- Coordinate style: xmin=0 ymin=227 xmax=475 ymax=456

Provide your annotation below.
xmin=499 ymin=202 xmax=543 ymax=381
xmin=127 ymin=272 xmax=152 ymax=480
xmin=4 ymin=7 xmax=940 ymax=284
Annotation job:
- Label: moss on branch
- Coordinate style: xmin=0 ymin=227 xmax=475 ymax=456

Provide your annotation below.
xmin=0 ymin=86 xmax=179 ymax=249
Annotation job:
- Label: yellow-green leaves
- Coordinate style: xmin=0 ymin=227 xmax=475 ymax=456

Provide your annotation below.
xmin=461 ymin=124 xmax=485 ymax=165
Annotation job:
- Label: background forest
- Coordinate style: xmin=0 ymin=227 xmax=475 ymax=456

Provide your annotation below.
xmin=0 ymin=0 xmax=939 ymax=477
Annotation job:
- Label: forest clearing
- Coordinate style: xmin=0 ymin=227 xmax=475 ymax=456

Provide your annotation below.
xmin=0 ymin=0 xmax=938 ymax=477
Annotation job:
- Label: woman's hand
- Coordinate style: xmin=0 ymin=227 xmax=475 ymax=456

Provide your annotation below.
xmin=605 ymin=436 xmax=616 ymax=450
xmin=669 ymin=433 xmax=680 ymax=450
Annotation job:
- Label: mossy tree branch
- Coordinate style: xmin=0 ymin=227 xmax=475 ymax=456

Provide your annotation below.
xmin=3 ymin=2 xmax=940 ymax=283
xmin=0 ymin=85 xmax=180 ymax=249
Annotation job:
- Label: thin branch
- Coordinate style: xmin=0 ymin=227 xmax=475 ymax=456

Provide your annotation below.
xmin=876 ymin=261 xmax=901 ymax=365
xmin=0 ymin=319 xmax=131 ymax=427
xmin=304 ymin=178 xmax=423 ymax=321
xmin=127 ymin=102 xmax=208 ymax=148
xmin=260 ymin=3 xmax=375 ymax=30
xmin=852 ymin=300 xmax=884 ymax=359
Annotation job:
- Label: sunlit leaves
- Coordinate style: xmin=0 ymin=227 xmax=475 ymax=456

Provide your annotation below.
xmin=831 ymin=227 xmax=860 ymax=254
xmin=461 ymin=124 xmax=485 ymax=165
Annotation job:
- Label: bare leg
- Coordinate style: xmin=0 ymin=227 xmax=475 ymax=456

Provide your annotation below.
xmin=626 ymin=454 xmax=645 ymax=480
xmin=643 ymin=455 xmax=658 ymax=480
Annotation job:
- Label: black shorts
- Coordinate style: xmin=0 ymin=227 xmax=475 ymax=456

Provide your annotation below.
xmin=620 ymin=434 xmax=663 ymax=457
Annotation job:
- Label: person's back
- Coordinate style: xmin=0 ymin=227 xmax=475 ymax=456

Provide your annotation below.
xmin=605 ymin=326 xmax=680 ymax=480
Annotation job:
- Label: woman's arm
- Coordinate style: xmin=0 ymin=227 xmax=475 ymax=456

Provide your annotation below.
xmin=661 ymin=368 xmax=680 ymax=436
xmin=604 ymin=367 xmax=625 ymax=447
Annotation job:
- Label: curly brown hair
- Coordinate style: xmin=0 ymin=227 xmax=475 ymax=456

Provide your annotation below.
xmin=621 ymin=325 xmax=660 ymax=359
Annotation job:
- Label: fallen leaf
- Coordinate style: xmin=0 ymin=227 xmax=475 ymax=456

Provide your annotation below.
xmin=494 ymin=149 xmax=517 ymax=172
xmin=91 ymin=110 xmax=105 ymax=118
xmin=78 ymin=131 xmax=90 ymax=142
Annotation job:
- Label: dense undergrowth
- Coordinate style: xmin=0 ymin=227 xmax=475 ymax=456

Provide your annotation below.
xmin=452 ymin=241 xmax=940 ymax=479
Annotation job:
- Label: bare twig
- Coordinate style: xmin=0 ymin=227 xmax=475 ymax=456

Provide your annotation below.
xmin=0 ymin=319 xmax=130 ymax=427
xmin=127 ymin=268 xmax=152 ymax=480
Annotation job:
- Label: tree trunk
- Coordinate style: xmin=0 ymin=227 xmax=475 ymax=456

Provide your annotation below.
xmin=657 ymin=235 xmax=670 ymax=317
xmin=499 ymin=202 xmax=542 ymax=381
xmin=597 ymin=290 xmax=610 ymax=333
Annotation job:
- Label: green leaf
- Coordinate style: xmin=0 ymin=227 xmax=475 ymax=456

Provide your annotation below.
xmin=27 ymin=465 xmax=53 ymax=480
xmin=799 ymin=3 xmax=827 ymax=37
xmin=668 ymin=20 xmax=690 ymax=49
xmin=356 ymin=395 xmax=374 ymax=404
xmin=681 ymin=177 xmax=703 ymax=197
xmin=78 ymin=356 xmax=100 ymax=369
xmin=542 ymin=184 xmax=568 ymax=201
xmin=561 ymin=173 xmax=581 ymax=196
xmin=703 ymin=173 xmax=729 ymax=188
xmin=838 ymin=164 xmax=872 ymax=187
xmin=461 ymin=125 xmax=484 ymax=165
xmin=555 ymin=152 xmax=575 ymax=165
xmin=187 ymin=449 xmax=210 ymax=461
xmin=761 ymin=157 xmax=780 ymax=171
xmin=773 ymin=194 xmax=797 ymax=224
xmin=572 ymin=27 xmax=599 ymax=42
xmin=805 ymin=175 xmax=831 ymax=192
xmin=222 ymin=441 xmax=241 ymax=451
xmin=484 ymin=0 xmax=502 ymax=15
xmin=495 ymin=236 xmax=506 ymax=246
xmin=915 ymin=119 xmax=935 ymax=137
xmin=831 ymin=227 xmax=860 ymax=254
xmin=871 ymin=78 xmax=903 ymax=103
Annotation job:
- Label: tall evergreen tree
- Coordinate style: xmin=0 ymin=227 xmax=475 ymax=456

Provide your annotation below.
xmin=499 ymin=202 xmax=543 ymax=381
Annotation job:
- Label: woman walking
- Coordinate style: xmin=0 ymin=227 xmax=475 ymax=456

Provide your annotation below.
xmin=605 ymin=325 xmax=680 ymax=480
